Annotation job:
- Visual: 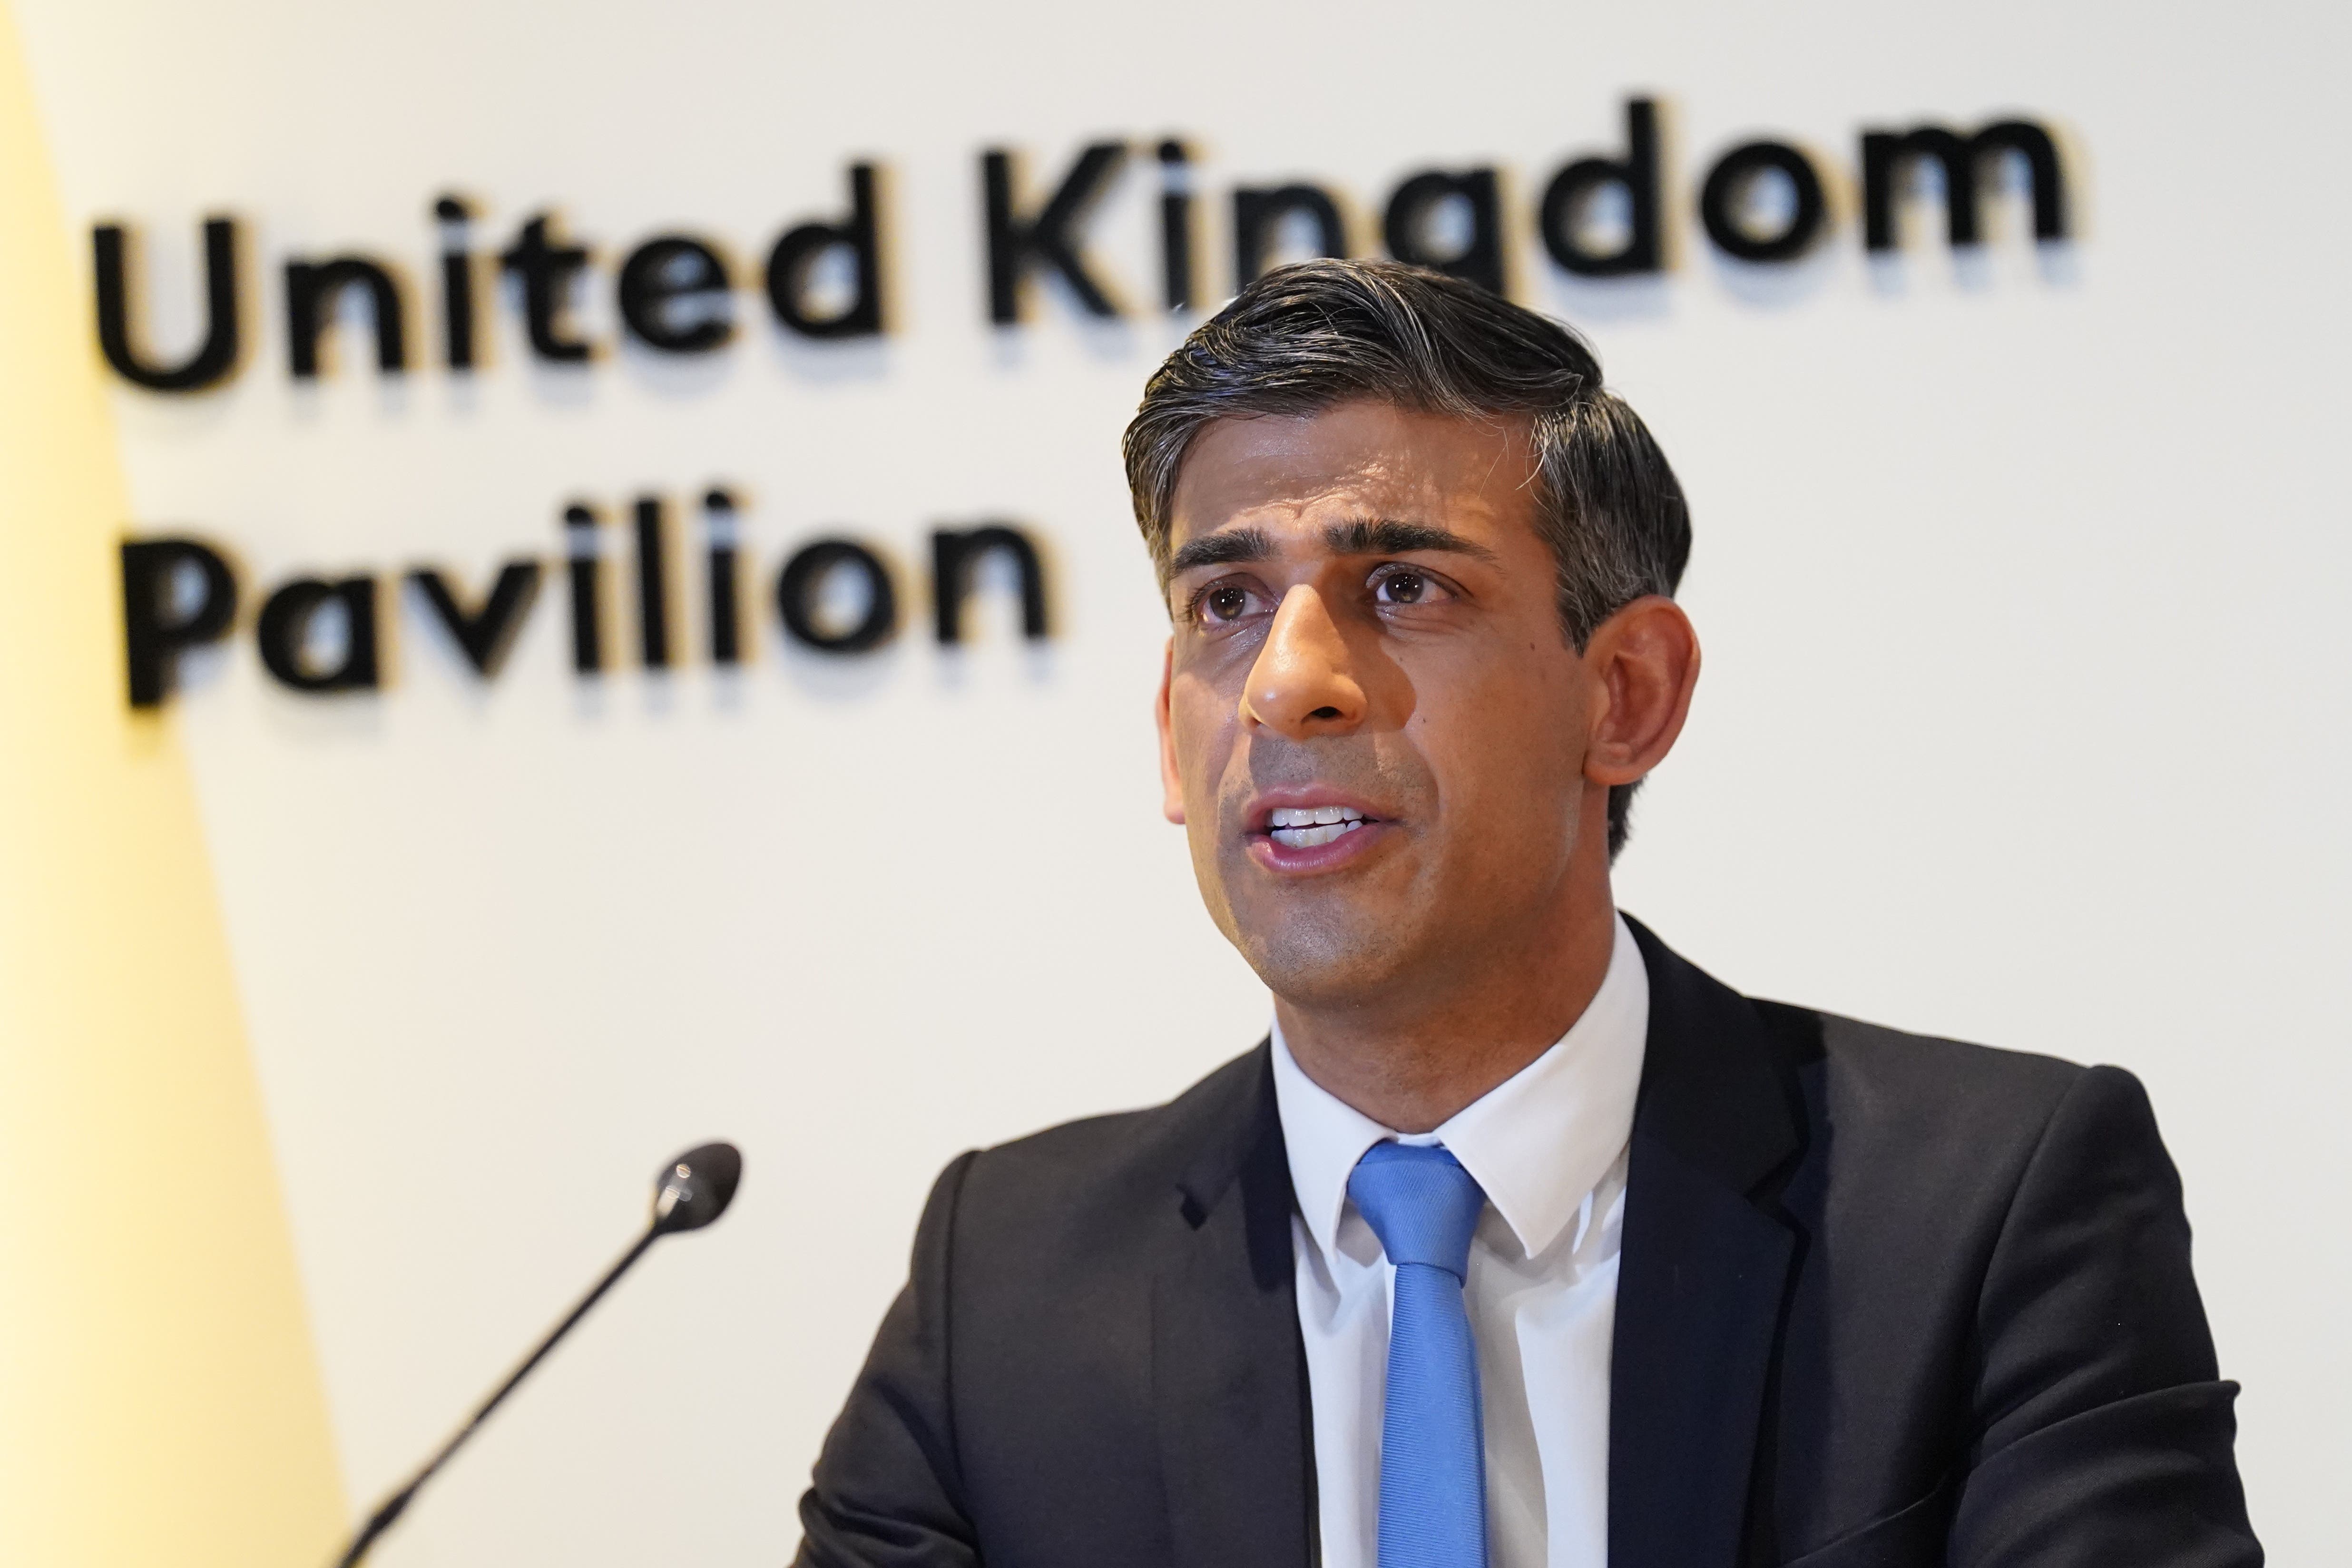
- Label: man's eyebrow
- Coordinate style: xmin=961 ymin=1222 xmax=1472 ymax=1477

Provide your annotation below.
xmin=1323 ymin=519 xmax=1501 ymax=565
xmin=1165 ymin=518 xmax=1501 ymax=578
xmin=1166 ymin=526 xmax=1275 ymax=576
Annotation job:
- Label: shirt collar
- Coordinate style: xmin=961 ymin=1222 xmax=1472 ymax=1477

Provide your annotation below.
xmin=1271 ymin=912 xmax=1650 ymax=1264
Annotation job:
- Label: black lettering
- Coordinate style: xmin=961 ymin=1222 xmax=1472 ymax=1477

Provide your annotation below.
xmin=435 ymin=196 xmax=478 ymax=371
xmin=1861 ymin=119 xmax=2066 ymax=251
xmin=91 ymin=216 xmax=240 ymax=392
xmin=618 ymin=235 xmax=733 ymax=353
xmin=634 ymin=496 xmax=672 ymax=668
xmin=705 ymin=488 xmax=741 ymax=666
xmin=564 ymin=504 xmax=602 ymax=673
xmin=1383 ymin=168 xmax=1504 ymax=294
xmin=500 ymin=213 xmax=593 ymax=362
xmin=1157 ymin=140 xmax=1195 ymax=312
xmin=765 ymin=163 xmax=885 ymax=339
xmin=1539 ymin=98 xmax=1663 ymax=277
xmin=409 ymin=561 xmax=540 ymax=676
xmin=1232 ymin=185 xmax=1347 ymax=289
xmin=256 ymin=577 xmax=379 ymax=694
xmin=776 ymin=539 xmax=897 ymax=653
xmin=982 ymin=142 xmax=1126 ymax=323
xmin=119 ymin=537 xmax=238 ymax=707
xmin=931 ymin=524 xmax=1047 ymax=644
xmin=1698 ymin=141 xmax=1828 ymax=263
xmin=284 ymin=255 xmax=407 ymax=378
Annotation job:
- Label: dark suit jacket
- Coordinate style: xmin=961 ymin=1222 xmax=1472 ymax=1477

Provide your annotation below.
xmin=795 ymin=921 xmax=2259 ymax=1567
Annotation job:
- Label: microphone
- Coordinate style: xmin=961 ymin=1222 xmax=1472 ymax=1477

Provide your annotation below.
xmin=330 ymin=1141 xmax=744 ymax=1568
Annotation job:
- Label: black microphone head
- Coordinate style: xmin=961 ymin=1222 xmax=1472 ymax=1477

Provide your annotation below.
xmin=651 ymin=1142 xmax=742 ymax=1235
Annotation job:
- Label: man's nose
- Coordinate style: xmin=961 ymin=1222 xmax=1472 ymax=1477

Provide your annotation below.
xmin=1242 ymin=584 xmax=1367 ymax=739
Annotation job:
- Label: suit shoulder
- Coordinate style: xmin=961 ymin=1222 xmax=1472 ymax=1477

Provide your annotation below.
xmin=1752 ymin=999 xmax=2106 ymax=1154
xmin=1744 ymin=1003 xmax=2177 ymax=1298
xmin=955 ymin=1043 xmax=1266 ymax=1208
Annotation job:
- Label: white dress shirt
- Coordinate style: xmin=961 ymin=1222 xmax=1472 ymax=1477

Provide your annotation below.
xmin=1271 ymin=913 xmax=1649 ymax=1568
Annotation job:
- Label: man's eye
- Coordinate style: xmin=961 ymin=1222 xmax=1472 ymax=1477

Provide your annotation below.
xmin=1374 ymin=569 xmax=1431 ymax=605
xmin=1202 ymin=585 xmax=1254 ymax=622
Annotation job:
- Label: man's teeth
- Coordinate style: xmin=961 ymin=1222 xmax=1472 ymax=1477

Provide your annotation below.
xmin=1267 ymin=805 xmax=1367 ymax=848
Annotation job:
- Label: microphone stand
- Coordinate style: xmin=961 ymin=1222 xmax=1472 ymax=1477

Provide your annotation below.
xmin=333 ymin=1226 xmax=660 ymax=1568
xmin=326 ymin=1141 xmax=739 ymax=1567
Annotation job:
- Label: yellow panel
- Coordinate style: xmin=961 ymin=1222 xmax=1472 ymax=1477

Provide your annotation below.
xmin=0 ymin=6 xmax=348 ymax=1565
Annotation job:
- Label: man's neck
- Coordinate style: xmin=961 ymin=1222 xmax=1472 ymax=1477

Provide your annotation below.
xmin=1274 ymin=892 xmax=1620 ymax=1134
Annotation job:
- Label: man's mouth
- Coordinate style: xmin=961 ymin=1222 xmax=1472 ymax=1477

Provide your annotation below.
xmin=1266 ymin=804 xmax=1368 ymax=849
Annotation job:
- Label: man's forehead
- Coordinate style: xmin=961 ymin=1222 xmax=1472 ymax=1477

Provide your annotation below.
xmin=1167 ymin=402 xmax=1536 ymax=548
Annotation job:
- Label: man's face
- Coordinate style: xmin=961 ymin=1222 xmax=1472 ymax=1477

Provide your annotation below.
xmin=1156 ymin=399 xmax=1600 ymax=1009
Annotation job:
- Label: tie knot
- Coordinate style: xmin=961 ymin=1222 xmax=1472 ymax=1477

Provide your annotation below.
xmin=1347 ymin=1142 xmax=1487 ymax=1281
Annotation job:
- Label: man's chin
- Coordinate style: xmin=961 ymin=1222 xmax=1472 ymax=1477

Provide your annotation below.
xmin=1230 ymin=912 xmax=1423 ymax=1011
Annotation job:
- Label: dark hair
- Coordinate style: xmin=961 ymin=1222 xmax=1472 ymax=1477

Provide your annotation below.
xmin=1122 ymin=258 xmax=1691 ymax=858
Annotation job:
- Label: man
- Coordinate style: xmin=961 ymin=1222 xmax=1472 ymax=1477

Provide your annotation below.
xmin=794 ymin=261 xmax=2258 ymax=1568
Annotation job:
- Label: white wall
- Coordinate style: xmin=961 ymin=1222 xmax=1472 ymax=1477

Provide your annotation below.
xmin=16 ymin=2 xmax=2346 ymax=1562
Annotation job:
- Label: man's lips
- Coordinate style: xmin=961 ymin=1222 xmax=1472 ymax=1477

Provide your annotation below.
xmin=1243 ymin=792 xmax=1393 ymax=871
xmin=1262 ymin=803 xmax=1371 ymax=849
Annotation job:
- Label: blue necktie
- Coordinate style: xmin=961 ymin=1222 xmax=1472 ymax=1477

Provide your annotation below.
xmin=1348 ymin=1141 xmax=1490 ymax=1568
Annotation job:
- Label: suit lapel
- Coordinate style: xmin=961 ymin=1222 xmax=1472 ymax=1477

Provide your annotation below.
xmin=1155 ymin=1044 xmax=1316 ymax=1568
xmin=1610 ymin=921 xmax=1804 ymax=1568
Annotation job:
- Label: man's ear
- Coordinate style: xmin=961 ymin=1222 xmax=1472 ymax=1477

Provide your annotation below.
xmin=1582 ymin=596 xmax=1701 ymax=789
xmin=1156 ymin=638 xmax=1186 ymax=824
